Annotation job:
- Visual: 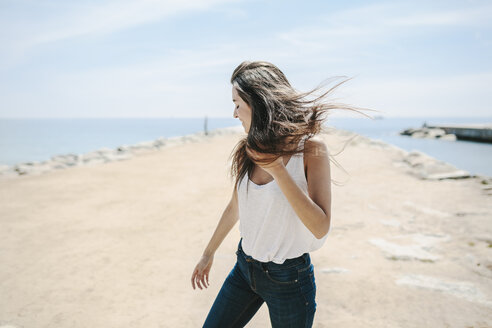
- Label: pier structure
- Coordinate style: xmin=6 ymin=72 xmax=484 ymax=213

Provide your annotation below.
xmin=423 ymin=123 xmax=492 ymax=143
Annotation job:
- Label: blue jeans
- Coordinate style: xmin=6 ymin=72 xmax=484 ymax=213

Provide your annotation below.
xmin=203 ymin=238 xmax=317 ymax=327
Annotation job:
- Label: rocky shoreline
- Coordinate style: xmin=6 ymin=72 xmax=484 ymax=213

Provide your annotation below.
xmin=0 ymin=126 xmax=243 ymax=179
xmin=331 ymin=127 xmax=491 ymax=183
xmin=400 ymin=126 xmax=458 ymax=141
xmin=400 ymin=122 xmax=492 ymax=143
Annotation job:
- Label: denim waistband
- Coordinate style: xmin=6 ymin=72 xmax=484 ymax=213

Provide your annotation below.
xmin=237 ymin=238 xmax=309 ymax=270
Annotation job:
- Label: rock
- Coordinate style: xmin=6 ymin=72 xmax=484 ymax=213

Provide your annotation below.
xmin=402 ymin=201 xmax=452 ymax=218
xmin=51 ymin=153 xmax=79 ymax=166
xmin=368 ymin=138 xmax=392 ymax=149
xmin=28 ymin=162 xmax=64 ymax=174
xmin=13 ymin=163 xmax=32 ymax=175
xmin=181 ymin=135 xmax=202 ymax=143
xmin=134 ymin=141 xmax=157 ymax=149
xmin=79 ymin=151 xmax=108 ymax=164
xmin=401 ymin=150 xmax=435 ymax=167
xmin=439 ymin=134 xmax=457 ymax=141
xmin=463 ymin=253 xmax=492 ymax=278
xmin=116 ymin=141 xmax=158 ymax=155
xmin=379 ymin=219 xmax=401 ymax=227
xmin=10 ymin=162 xmax=49 ymax=176
xmin=369 ymin=238 xmax=440 ymax=262
xmin=400 ymin=150 xmax=473 ymax=180
xmin=424 ymin=170 xmax=473 ymax=180
xmin=400 ymin=128 xmax=418 ymax=136
xmin=83 ymin=158 xmax=107 ymax=166
xmin=104 ymin=153 xmax=132 ymax=161
xmin=116 ymin=144 xmax=130 ymax=152
xmin=426 ymin=128 xmax=446 ymax=138
xmin=395 ymin=274 xmax=492 ymax=307
xmin=401 ymin=127 xmax=454 ymax=141
xmin=1 ymin=127 xmax=239 ymax=178
xmin=209 ymin=126 xmax=243 ymax=136
xmin=320 ymin=267 xmax=350 ymax=274
xmin=0 ymin=166 xmax=20 ymax=178
xmin=480 ymin=176 xmax=492 ymax=185
xmin=153 ymin=137 xmax=167 ymax=148
xmin=401 ymin=233 xmax=451 ymax=250
xmin=411 ymin=131 xmax=427 ymax=138
xmin=94 ymin=147 xmax=117 ymax=156
xmin=386 ymin=144 xmax=408 ymax=157
xmin=474 ymin=235 xmax=492 ymax=245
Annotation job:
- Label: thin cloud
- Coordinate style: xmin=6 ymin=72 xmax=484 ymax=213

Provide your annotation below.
xmin=277 ymin=2 xmax=492 ymax=51
xmin=33 ymin=0 xmax=238 ymax=45
xmin=1 ymin=0 xmax=238 ymax=58
xmin=388 ymin=5 xmax=492 ymax=27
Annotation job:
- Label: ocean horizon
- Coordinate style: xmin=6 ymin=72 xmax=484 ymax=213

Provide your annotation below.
xmin=1 ymin=116 xmax=491 ymax=177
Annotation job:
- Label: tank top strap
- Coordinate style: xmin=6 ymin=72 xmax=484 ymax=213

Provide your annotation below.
xmin=290 ymin=135 xmax=308 ymax=179
xmin=298 ymin=134 xmax=308 ymax=150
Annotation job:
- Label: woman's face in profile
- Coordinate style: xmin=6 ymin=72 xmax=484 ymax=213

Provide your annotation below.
xmin=232 ymin=86 xmax=252 ymax=133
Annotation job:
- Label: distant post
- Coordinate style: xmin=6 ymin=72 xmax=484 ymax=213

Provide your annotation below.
xmin=204 ymin=115 xmax=208 ymax=136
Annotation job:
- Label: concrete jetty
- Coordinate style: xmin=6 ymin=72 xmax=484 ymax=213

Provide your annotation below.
xmin=423 ymin=123 xmax=492 ymax=143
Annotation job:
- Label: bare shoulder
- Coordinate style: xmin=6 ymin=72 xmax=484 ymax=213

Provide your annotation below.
xmin=303 ymin=135 xmax=329 ymax=175
xmin=306 ymin=135 xmax=325 ymax=144
xmin=304 ymin=135 xmax=328 ymax=157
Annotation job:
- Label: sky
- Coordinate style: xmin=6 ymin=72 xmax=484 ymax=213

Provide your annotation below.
xmin=0 ymin=0 xmax=491 ymax=119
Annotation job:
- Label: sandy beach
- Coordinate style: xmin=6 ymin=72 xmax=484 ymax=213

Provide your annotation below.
xmin=0 ymin=126 xmax=491 ymax=328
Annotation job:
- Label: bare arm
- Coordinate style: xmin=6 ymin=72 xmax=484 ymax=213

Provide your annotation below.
xmin=202 ymin=186 xmax=239 ymax=257
xmin=264 ymin=137 xmax=332 ymax=239
xmin=246 ymin=138 xmax=331 ymax=239
xmin=191 ymin=186 xmax=239 ymax=290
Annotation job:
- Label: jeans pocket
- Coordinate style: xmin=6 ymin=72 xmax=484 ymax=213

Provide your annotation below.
xmin=264 ymin=267 xmax=299 ymax=285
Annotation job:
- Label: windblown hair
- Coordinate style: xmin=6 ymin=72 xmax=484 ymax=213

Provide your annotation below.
xmin=229 ymin=60 xmax=380 ymax=194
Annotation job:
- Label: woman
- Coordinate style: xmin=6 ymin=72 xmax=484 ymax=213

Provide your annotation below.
xmin=191 ymin=61 xmax=374 ymax=327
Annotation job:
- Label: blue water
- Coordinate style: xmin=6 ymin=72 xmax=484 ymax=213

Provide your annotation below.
xmin=326 ymin=116 xmax=492 ymax=177
xmin=0 ymin=116 xmax=491 ymax=177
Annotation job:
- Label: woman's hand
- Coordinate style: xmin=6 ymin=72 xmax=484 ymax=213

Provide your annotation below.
xmin=245 ymin=145 xmax=285 ymax=175
xmin=191 ymin=254 xmax=214 ymax=290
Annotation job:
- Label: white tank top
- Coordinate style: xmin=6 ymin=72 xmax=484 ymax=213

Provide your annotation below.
xmin=237 ymin=136 xmax=329 ymax=264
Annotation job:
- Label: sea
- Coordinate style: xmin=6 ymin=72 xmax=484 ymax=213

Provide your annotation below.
xmin=0 ymin=116 xmax=491 ymax=177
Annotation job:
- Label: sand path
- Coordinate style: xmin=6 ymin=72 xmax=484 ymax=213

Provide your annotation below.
xmin=0 ymin=128 xmax=491 ymax=327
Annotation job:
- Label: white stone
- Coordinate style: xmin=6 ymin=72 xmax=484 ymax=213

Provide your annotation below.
xmin=424 ymin=170 xmax=472 ymax=180
xmin=395 ymin=274 xmax=492 ymax=307
xmin=402 ymin=201 xmax=451 ymax=218
xmin=411 ymin=131 xmax=426 ymax=138
xmin=426 ymin=128 xmax=446 ymax=138
xmin=379 ymin=219 xmax=401 ymax=227
xmin=320 ymin=267 xmax=350 ymax=274
xmin=439 ymin=134 xmax=457 ymax=141
xmin=369 ymin=238 xmax=439 ymax=262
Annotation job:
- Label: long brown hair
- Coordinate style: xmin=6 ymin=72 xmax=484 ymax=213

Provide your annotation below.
xmin=229 ymin=60 xmax=380 ymax=194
